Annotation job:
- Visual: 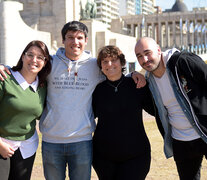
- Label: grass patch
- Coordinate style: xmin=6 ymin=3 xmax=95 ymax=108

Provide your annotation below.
xmin=31 ymin=116 xmax=207 ymax=180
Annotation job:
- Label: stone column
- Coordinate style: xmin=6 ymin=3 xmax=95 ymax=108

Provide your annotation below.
xmin=180 ymin=19 xmax=183 ymax=49
xmin=172 ymin=21 xmax=176 ymax=47
xmin=194 ymin=20 xmax=198 ymax=54
xmin=165 ymin=21 xmax=169 ymax=48
xmin=136 ymin=24 xmax=140 ymax=39
xmin=131 ymin=23 xmax=135 ymax=37
xmin=185 ymin=20 xmax=189 ymax=50
xmin=152 ymin=23 xmax=155 ymax=39
xmin=146 ymin=24 xmax=149 ymax=37
xmin=202 ymin=18 xmax=205 ymax=45
xmin=158 ymin=22 xmax=162 ymax=48
xmin=140 ymin=23 xmax=143 ymax=38
xmin=148 ymin=24 xmax=153 ymax=38
xmin=134 ymin=24 xmax=138 ymax=39
xmin=191 ymin=22 xmax=194 ymax=52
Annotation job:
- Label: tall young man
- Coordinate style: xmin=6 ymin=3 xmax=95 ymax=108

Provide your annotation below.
xmin=39 ymin=21 xmax=103 ymax=180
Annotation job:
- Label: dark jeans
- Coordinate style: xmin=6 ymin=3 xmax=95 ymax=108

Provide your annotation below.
xmin=0 ymin=148 xmax=36 ymax=180
xmin=93 ymin=152 xmax=151 ymax=180
xmin=172 ymin=138 xmax=207 ymax=180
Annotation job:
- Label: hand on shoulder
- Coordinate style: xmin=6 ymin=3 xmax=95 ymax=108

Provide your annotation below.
xmin=0 ymin=64 xmax=10 ymax=81
xmin=131 ymin=71 xmax=146 ymax=88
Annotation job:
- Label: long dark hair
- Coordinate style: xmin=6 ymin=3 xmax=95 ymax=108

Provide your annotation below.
xmin=12 ymin=40 xmax=52 ymax=87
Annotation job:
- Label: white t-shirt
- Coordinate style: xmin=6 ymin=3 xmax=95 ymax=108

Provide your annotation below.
xmin=154 ymin=67 xmax=199 ymax=141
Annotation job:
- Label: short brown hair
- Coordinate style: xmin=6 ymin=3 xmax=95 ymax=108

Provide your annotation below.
xmin=61 ymin=21 xmax=88 ymax=41
xmin=97 ymin=45 xmax=126 ymax=72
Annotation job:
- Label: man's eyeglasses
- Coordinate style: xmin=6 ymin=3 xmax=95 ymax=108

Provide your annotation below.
xmin=25 ymin=52 xmax=46 ymax=62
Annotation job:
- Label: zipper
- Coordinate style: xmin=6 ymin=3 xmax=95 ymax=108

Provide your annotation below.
xmin=175 ymin=66 xmax=207 ymax=138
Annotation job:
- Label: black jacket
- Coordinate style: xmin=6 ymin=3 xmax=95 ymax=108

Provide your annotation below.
xmin=167 ymin=51 xmax=207 ymax=135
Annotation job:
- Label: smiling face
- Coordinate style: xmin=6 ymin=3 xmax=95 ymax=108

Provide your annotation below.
xmin=101 ymin=56 xmax=122 ymax=81
xmin=21 ymin=46 xmax=46 ymax=76
xmin=135 ymin=37 xmax=162 ymax=73
xmin=63 ymin=30 xmax=88 ymax=60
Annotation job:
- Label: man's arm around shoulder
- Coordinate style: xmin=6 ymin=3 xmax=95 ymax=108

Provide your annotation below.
xmin=0 ymin=64 xmax=11 ymax=81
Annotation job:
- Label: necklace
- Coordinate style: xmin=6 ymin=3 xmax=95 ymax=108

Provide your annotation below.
xmin=107 ymin=79 xmax=123 ymax=92
xmin=60 ymin=58 xmax=78 ymax=82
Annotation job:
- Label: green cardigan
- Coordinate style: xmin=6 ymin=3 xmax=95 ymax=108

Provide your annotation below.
xmin=0 ymin=73 xmax=46 ymax=141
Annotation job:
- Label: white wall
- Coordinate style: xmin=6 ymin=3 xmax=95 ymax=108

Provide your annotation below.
xmin=0 ymin=1 xmax=51 ymax=66
xmin=82 ymin=19 xmax=142 ymax=71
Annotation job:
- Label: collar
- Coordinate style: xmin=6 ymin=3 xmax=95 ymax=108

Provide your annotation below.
xmin=11 ymin=70 xmax=39 ymax=92
xmin=162 ymin=48 xmax=180 ymax=65
xmin=106 ymin=74 xmax=125 ymax=85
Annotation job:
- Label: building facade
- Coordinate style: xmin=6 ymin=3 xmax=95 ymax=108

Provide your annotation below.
xmin=111 ymin=10 xmax=207 ymax=56
xmin=135 ymin=0 xmax=141 ymax=14
xmin=135 ymin=0 xmax=155 ymax=15
xmin=119 ymin=0 xmax=135 ymax=16
xmin=95 ymin=0 xmax=119 ymax=28
xmin=1 ymin=0 xmax=206 ymax=70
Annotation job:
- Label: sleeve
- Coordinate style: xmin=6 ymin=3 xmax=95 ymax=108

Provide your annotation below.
xmin=92 ymin=89 xmax=97 ymax=119
xmin=141 ymin=85 xmax=165 ymax=137
xmin=178 ymin=52 xmax=207 ymax=86
xmin=154 ymin=108 xmax=165 ymax=138
xmin=141 ymin=85 xmax=155 ymax=116
xmin=0 ymin=81 xmax=4 ymax=101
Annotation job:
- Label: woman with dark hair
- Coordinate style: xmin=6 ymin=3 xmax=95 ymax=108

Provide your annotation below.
xmin=0 ymin=40 xmax=51 ymax=180
xmin=92 ymin=45 xmax=157 ymax=180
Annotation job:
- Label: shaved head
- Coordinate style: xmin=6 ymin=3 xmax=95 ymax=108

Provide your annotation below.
xmin=134 ymin=37 xmax=164 ymax=77
xmin=135 ymin=37 xmax=159 ymax=57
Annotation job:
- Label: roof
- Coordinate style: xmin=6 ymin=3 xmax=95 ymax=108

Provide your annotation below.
xmin=171 ymin=0 xmax=188 ymax=12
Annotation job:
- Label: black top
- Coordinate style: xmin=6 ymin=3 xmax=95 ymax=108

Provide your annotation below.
xmin=167 ymin=51 xmax=207 ymax=134
xmin=92 ymin=75 xmax=155 ymax=162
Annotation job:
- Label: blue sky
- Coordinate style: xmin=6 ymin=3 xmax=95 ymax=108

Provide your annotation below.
xmin=156 ymin=0 xmax=207 ymax=11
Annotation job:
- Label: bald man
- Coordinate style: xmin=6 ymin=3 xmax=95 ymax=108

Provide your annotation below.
xmin=134 ymin=37 xmax=207 ymax=180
